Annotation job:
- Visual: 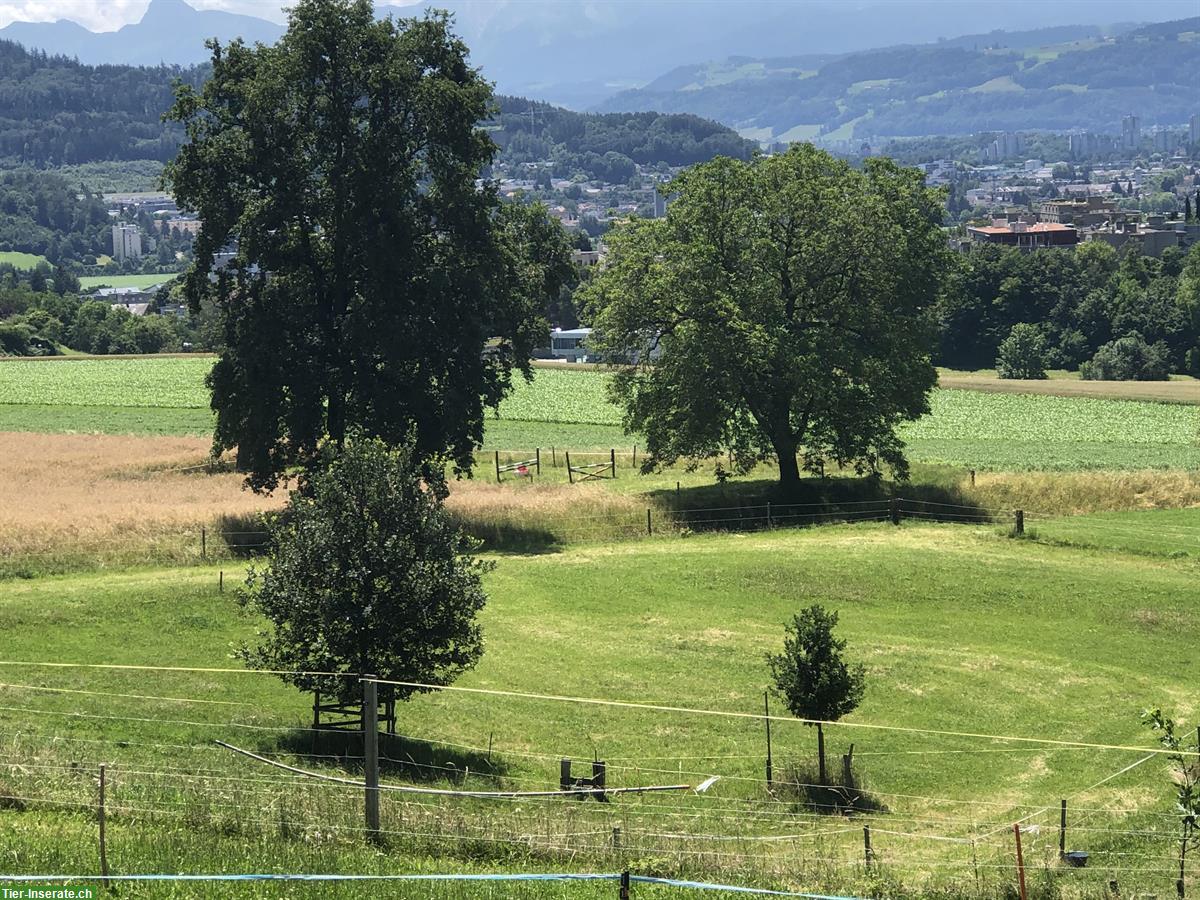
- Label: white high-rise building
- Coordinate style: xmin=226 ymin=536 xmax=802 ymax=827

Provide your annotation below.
xmin=1191 ymin=114 xmax=1200 ymax=146
xmin=112 ymin=223 xmax=142 ymax=261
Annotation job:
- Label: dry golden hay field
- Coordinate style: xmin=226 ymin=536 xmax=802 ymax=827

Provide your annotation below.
xmin=0 ymin=432 xmax=285 ymax=563
xmin=938 ymin=371 xmax=1200 ymax=405
xmin=0 ymin=432 xmax=645 ymax=566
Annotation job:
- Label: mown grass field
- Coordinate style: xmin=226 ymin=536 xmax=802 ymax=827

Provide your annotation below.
xmin=2 ymin=519 xmax=1199 ymax=897
xmin=76 ymin=273 xmax=179 ymax=290
xmin=0 ymin=250 xmax=50 ymax=269
xmin=2 ymin=358 xmax=1198 ymax=470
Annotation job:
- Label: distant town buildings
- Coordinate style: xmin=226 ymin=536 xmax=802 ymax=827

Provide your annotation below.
xmin=1067 ymin=131 xmax=1113 ymax=158
xmin=1037 ymin=197 xmax=1120 ymax=228
xmin=165 ymin=216 xmax=202 ymax=237
xmin=965 ymin=220 xmax=1078 ymax=249
xmin=978 ymin=133 xmax=1023 ymax=163
xmin=1121 ymin=114 xmax=1141 ymax=151
xmin=111 ymin=223 xmax=142 ymax=261
xmin=1152 ymin=128 xmax=1178 ymax=153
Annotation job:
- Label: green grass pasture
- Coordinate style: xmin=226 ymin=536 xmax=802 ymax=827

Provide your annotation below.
xmin=0 ymin=519 xmax=1196 ymax=895
xmin=0 ymin=250 xmax=50 ymax=269
xmin=77 ymin=273 xmax=179 ymax=290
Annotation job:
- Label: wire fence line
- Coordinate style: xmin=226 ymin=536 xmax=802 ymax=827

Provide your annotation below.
xmin=0 ymin=680 xmax=1189 ymax=896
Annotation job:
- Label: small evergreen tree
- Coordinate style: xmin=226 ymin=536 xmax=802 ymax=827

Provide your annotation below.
xmin=995 ymin=323 xmax=1048 ymax=379
xmin=767 ymin=606 xmax=866 ymax=785
xmin=238 ymin=437 xmax=490 ymax=707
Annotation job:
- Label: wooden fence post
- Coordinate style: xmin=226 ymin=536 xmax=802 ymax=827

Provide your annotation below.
xmin=863 ymin=824 xmax=872 ymax=868
xmin=890 ymin=498 xmax=901 ymax=526
xmin=633 ymin=444 xmax=637 ymax=467
xmin=1015 ymin=509 xmax=1024 ymax=535
xmin=766 ymin=501 xmax=772 ymax=528
xmin=620 ymin=870 xmax=631 ymax=900
xmin=201 ymin=526 xmax=206 ymax=559
xmin=1013 ymin=823 xmax=1028 ymax=900
xmin=764 ymin=691 xmax=773 ymax=789
xmin=494 ymin=451 xmax=501 ymax=483
xmin=560 ymin=758 xmax=572 ymax=792
xmin=612 ymin=826 xmax=621 ymax=850
xmin=566 ymin=452 xmax=574 ymax=484
xmin=536 ymin=448 xmax=541 ymax=476
xmin=970 ymin=468 xmax=976 ymax=487
xmin=98 ymin=764 xmax=109 ymax=889
xmin=646 ymin=508 xmax=652 ymax=536
xmin=610 ymin=449 xmax=616 ymax=479
xmin=551 ymin=446 xmax=557 ymax=468
xmin=363 ymin=676 xmax=380 ymax=841
xmin=219 ymin=570 xmax=223 ymax=593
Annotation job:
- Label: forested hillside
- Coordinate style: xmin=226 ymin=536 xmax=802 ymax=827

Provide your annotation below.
xmin=595 ymin=17 xmax=1200 ymax=141
xmin=0 ymin=41 xmax=205 ymax=165
xmin=491 ymin=96 xmax=755 ymax=176
xmin=0 ymin=39 xmax=752 ymax=177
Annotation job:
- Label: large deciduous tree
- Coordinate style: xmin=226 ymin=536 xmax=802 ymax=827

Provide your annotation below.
xmin=581 ymin=144 xmax=949 ymax=487
xmin=165 ymin=0 xmax=573 ymax=491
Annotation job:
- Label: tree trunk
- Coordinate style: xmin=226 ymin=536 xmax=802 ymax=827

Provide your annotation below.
xmin=817 ymin=721 xmax=827 ymax=786
xmin=774 ymin=436 xmax=801 ymax=488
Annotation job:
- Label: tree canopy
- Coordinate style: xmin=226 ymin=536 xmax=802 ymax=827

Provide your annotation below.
xmin=165 ymin=0 xmax=574 ymax=490
xmin=582 ymin=143 xmax=948 ymax=486
xmin=238 ymin=437 xmax=489 ymax=704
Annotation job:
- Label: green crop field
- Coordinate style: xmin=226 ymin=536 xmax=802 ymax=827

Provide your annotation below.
xmin=0 ymin=250 xmax=50 ymax=269
xmin=77 ymin=273 xmax=179 ymax=290
xmin=2 ymin=358 xmax=1199 ymax=470
xmin=1 ymin=517 xmax=1197 ymax=896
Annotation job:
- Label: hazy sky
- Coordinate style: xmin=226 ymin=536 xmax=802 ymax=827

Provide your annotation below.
xmin=0 ymin=0 xmax=1193 ymax=32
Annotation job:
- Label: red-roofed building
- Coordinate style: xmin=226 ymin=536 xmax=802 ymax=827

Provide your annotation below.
xmin=965 ymin=220 xmax=1078 ymax=250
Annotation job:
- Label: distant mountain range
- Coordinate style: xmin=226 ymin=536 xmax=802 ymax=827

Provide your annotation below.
xmin=0 ymin=0 xmax=1194 ymax=111
xmin=0 ymin=0 xmax=283 ymax=67
xmin=595 ymin=18 xmax=1200 ymax=141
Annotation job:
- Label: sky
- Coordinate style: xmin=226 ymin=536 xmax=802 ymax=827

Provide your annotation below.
xmin=0 ymin=0 xmax=1194 ymax=32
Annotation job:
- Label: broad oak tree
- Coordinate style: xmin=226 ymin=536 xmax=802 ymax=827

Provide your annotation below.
xmin=166 ymin=0 xmax=573 ymax=490
xmin=581 ymin=143 xmax=949 ymax=487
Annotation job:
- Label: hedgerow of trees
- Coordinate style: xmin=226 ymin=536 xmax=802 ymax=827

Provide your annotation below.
xmin=938 ymin=242 xmax=1200 ymax=378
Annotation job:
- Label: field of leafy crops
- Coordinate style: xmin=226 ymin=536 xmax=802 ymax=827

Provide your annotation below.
xmin=498 ymin=368 xmax=620 ymax=425
xmin=0 ymin=357 xmax=213 ymax=407
xmin=2 ymin=357 xmax=1198 ymax=469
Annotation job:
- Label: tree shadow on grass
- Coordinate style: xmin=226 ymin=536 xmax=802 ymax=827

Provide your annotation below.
xmin=270 ymin=728 xmax=509 ymax=784
xmin=777 ymin=759 xmax=888 ymax=817
xmin=214 ymin=511 xmax=275 ymax=558
xmin=451 ymin=517 xmax=565 ymax=555
xmin=649 ymin=471 xmax=991 ymax=532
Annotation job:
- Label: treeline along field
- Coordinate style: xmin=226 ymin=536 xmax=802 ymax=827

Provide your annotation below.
xmin=1 ymin=358 xmax=1199 ymax=470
